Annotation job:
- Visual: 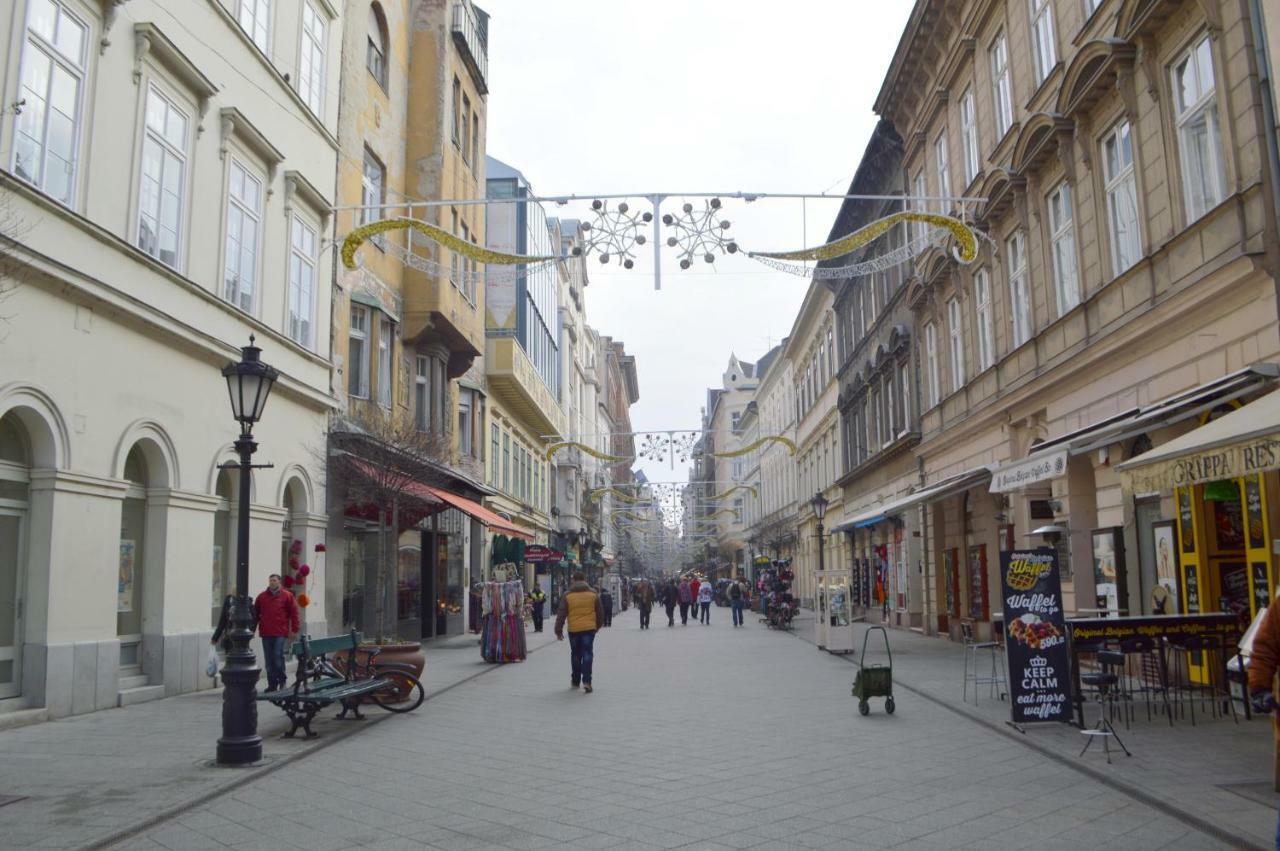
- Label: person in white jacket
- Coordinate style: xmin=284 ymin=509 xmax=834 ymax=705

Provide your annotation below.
xmin=697 ymin=580 xmax=714 ymax=625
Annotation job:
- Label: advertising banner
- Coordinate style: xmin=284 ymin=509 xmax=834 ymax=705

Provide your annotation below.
xmin=1000 ymin=548 xmax=1071 ymax=724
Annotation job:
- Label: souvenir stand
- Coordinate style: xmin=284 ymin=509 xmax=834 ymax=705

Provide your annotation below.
xmin=480 ymin=563 xmax=527 ymax=663
xmin=815 ymin=568 xmax=855 ymax=653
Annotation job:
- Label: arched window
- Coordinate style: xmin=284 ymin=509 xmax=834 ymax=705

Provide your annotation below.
xmin=367 ymin=3 xmax=389 ymax=89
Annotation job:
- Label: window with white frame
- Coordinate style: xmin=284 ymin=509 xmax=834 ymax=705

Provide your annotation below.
xmin=1172 ymin=35 xmax=1226 ymax=222
xmin=377 ymin=317 xmax=392 ymax=407
xmin=13 ymin=0 xmax=87 ymax=207
xmin=287 ymin=215 xmax=317 ymax=348
xmin=913 ymin=171 xmax=927 ymax=243
xmin=935 ymin=133 xmax=951 ymax=211
xmin=489 ymin=424 xmax=499 ymax=482
xmin=898 ymin=363 xmax=910 ymax=435
xmin=367 ymin=3 xmax=388 ymax=89
xmin=136 ymin=85 xmax=189 ymax=269
xmin=947 ymin=297 xmax=965 ymax=391
xmin=990 ymin=32 xmax=1013 ymax=139
xmin=1102 ymin=120 xmax=1141 ymax=275
xmin=223 ymin=159 xmax=262 ymax=312
xmin=960 ymin=88 xmax=979 ymax=186
xmin=361 ymin=146 xmax=384 ymax=228
xmin=1007 ymin=231 xmax=1031 ymax=346
xmin=238 ymin=0 xmax=271 ymax=52
xmin=885 ymin=372 xmax=897 ymax=437
xmin=461 ymin=95 xmax=472 ymax=165
xmin=975 ymin=269 xmax=994 ymax=371
xmin=298 ymin=1 xmax=326 ymax=117
xmin=415 ymin=355 xmax=431 ymax=431
xmin=451 ymin=76 xmax=461 ymax=145
xmin=1047 ymin=182 xmax=1079 ymax=315
xmin=1029 ymin=0 xmax=1057 ymax=85
xmin=458 ymin=389 xmax=473 ymax=457
xmin=924 ymin=322 xmax=940 ymax=408
xmin=349 ymin=305 xmax=370 ymax=398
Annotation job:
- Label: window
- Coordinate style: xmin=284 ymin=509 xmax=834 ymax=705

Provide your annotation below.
xmin=377 ymin=317 xmax=392 ymax=407
xmin=223 ymin=159 xmax=262 ymax=312
xmin=502 ymin=432 xmax=510 ymax=493
xmin=913 ymin=171 xmax=927 ymax=243
xmin=451 ymin=76 xmax=461 ymax=145
xmin=238 ymin=0 xmax=271 ymax=52
xmin=935 ymin=133 xmax=951 ymax=210
xmin=1007 ymin=231 xmax=1031 ymax=347
xmin=415 ymin=355 xmax=431 ymax=431
xmin=490 ymin=424 xmax=499 ymax=483
xmin=990 ymin=33 xmax=1013 ymax=139
xmin=449 ymin=208 xmax=460 ymax=282
xmin=960 ymin=88 xmax=979 ymax=186
xmin=974 ymin=269 xmax=994 ymax=371
xmin=367 ymin=3 xmax=388 ymax=89
xmin=1102 ymin=120 xmax=1141 ymax=275
xmin=361 ymin=147 xmax=385 ymax=228
xmin=137 ymin=85 xmax=189 ymax=269
xmin=298 ymin=1 xmax=326 ymax=117
xmin=898 ymin=363 xmax=910 ymax=435
xmin=287 ymin=216 xmax=317 ymax=347
xmin=461 ymin=95 xmax=472 ymax=165
xmin=1047 ymin=182 xmax=1079 ymax=315
xmin=947 ymin=298 xmax=965 ymax=391
xmin=348 ymin=305 xmax=370 ymax=398
xmin=1029 ymin=0 xmax=1057 ymax=85
xmin=458 ymin=390 xmax=473 ymax=457
xmin=827 ymin=328 xmax=835 ymax=374
xmin=1172 ymin=35 xmax=1226 ymax=221
xmin=925 ymin=322 xmax=940 ymax=408
xmin=14 ymin=0 xmax=86 ymax=206
xmin=731 ymin=411 xmax=741 ymax=433
xmin=471 ymin=112 xmax=480 ymax=171
xmin=885 ymin=372 xmax=897 ymax=437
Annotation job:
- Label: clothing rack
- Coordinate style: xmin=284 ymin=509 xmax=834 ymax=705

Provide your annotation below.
xmin=480 ymin=575 xmax=527 ymax=663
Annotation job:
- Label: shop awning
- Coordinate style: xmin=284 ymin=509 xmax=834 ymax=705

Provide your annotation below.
xmin=987 ymin=364 xmax=1278 ymax=492
xmin=828 ymin=467 xmax=992 ymax=534
xmin=421 ymin=486 xmax=534 ymax=541
xmin=1116 ymin=390 xmax=1280 ymax=492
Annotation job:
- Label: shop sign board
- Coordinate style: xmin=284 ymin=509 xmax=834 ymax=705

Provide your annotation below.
xmin=1066 ymin=613 xmax=1239 ymax=644
xmin=1121 ymin=434 xmax=1280 ymax=493
xmin=1000 ymin=548 xmax=1072 ymax=724
xmin=990 ymin=450 xmax=1068 ymax=493
xmin=523 ymin=545 xmax=564 ymax=563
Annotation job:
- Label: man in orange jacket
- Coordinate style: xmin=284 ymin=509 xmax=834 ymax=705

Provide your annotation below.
xmin=1246 ymin=592 xmax=1280 ymax=848
xmin=555 ymin=572 xmax=605 ymax=693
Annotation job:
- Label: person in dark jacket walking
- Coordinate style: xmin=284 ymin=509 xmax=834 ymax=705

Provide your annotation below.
xmin=253 ymin=574 xmax=300 ymax=692
xmin=636 ymin=579 xmax=655 ymax=629
xmin=677 ymin=578 xmax=692 ymax=625
xmin=529 ymin=586 xmax=547 ymax=632
xmin=600 ymin=586 xmax=614 ymax=627
xmin=210 ymin=594 xmax=236 ymax=651
xmin=555 ymin=572 xmax=605 ymax=692
xmin=662 ymin=579 xmax=678 ymax=627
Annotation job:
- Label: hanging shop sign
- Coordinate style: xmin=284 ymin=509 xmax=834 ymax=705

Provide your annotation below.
xmin=1000 ymin=548 xmax=1072 ymax=725
xmin=1120 ymin=436 xmax=1280 ymax=492
xmin=989 ymin=450 xmax=1067 ymax=493
xmin=523 ymin=545 xmax=564 ymax=564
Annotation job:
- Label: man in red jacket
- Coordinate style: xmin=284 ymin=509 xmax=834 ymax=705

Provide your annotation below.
xmin=254 ymin=574 xmax=300 ymax=692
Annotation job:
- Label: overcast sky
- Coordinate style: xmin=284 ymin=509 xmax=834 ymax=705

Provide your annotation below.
xmin=482 ymin=1 xmax=915 ymax=488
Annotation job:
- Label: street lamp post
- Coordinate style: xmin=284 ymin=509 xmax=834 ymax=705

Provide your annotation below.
xmin=217 ymin=337 xmax=278 ymax=766
xmin=811 ymin=491 xmax=829 ymax=576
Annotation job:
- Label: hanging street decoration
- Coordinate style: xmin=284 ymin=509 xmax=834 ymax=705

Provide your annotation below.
xmin=587 ymin=487 xmax=650 ymax=504
xmin=341 ymin=217 xmax=557 ymax=270
xmin=662 ymin=198 xmax=738 ymax=270
xmin=711 ymin=435 xmax=796 ymax=458
xmin=709 ymin=484 xmax=759 ymax=501
xmin=636 ymin=432 xmax=702 ymax=466
xmin=748 ymin=210 xmax=978 ymax=266
xmin=577 ymin=200 xmax=651 ymax=269
xmin=542 ymin=441 xmax=630 ymax=463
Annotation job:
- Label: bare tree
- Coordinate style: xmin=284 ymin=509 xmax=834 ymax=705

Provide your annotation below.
xmin=324 ymin=405 xmax=453 ymax=641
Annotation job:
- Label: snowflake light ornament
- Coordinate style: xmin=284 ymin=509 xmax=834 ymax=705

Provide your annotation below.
xmin=576 ymin=200 xmax=651 ymax=269
xmin=663 ymin=198 xmax=738 ymax=269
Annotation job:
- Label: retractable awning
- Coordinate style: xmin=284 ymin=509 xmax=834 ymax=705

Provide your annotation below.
xmin=1116 ymin=390 xmax=1280 ymax=492
xmin=424 ymin=486 xmax=534 ymax=541
xmin=828 ymin=467 xmax=992 ymax=534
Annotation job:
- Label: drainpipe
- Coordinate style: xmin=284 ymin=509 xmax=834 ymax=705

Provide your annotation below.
xmin=1247 ymin=0 xmax=1280 ymax=277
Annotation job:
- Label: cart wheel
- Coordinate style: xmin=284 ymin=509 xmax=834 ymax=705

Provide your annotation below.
xmin=885 ymin=697 xmax=895 ymax=714
xmin=858 ymin=701 xmax=870 ymax=716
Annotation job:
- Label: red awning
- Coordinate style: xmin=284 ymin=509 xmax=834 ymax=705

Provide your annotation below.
xmin=423 ymin=486 xmax=533 ymax=541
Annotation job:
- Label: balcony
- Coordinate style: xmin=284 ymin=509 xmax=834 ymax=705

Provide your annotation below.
xmin=451 ymin=3 xmax=489 ymax=95
xmin=486 ymin=336 xmax=564 ymax=437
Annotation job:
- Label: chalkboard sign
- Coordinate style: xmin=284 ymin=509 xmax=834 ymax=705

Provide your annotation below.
xmin=1246 ymin=477 xmax=1265 ymax=549
xmin=1184 ymin=562 xmax=1200 ymax=613
xmin=1179 ymin=491 xmax=1195 ymax=554
xmin=1221 ymin=562 xmax=1249 ymax=619
xmin=1000 ymin=548 xmax=1071 ymax=724
xmin=1252 ymin=562 xmax=1270 ymax=616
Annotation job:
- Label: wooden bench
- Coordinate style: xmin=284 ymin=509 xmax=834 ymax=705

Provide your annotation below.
xmin=256 ymin=631 xmax=392 ymax=738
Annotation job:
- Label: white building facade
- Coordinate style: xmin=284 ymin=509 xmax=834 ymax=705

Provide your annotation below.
xmin=0 ymin=0 xmax=340 ymax=717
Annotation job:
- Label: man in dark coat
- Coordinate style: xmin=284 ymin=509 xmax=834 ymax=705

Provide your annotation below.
xmin=528 ymin=586 xmax=547 ymax=632
xmin=662 ymin=579 xmax=679 ymax=627
xmin=600 ymin=586 xmax=614 ymax=627
xmin=636 ymin=579 xmax=655 ymax=629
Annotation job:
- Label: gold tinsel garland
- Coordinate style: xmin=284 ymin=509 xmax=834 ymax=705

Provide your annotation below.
xmin=711 ymin=435 xmax=797 ymax=459
xmin=342 ymin=217 xmax=557 ymax=270
xmin=544 ymin=441 xmax=631 ymax=463
xmin=588 ymin=487 xmax=649 ymax=504
xmin=709 ymin=484 xmax=759 ymax=501
xmin=749 ymin=211 xmax=978 ymax=265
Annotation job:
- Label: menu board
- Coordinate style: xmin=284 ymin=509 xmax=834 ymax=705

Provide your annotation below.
xmin=1000 ymin=548 xmax=1071 ymax=724
xmin=1179 ymin=491 xmax=1195 ymax=554
xmin=1221 ymin=561 xmax=1249 ymax=621
xmin=1252 ymin=562 xmax=1271 ymax=615
xmin=1184 ymin=562 xmax=1200 ymax=613
xmin=1246 ymin=477 xmax=1266 ymax=549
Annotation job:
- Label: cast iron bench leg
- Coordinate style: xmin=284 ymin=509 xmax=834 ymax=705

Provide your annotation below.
xmin=336 ymin=699 xmax=365 ymax=721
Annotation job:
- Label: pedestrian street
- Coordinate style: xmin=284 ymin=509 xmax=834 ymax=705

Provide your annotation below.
xmin=115 ymin=610 xmax=1229 ymax=851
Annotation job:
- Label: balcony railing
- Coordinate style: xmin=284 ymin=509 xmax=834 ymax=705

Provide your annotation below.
xmin=451 ymin=3 xmax=489 ymax=95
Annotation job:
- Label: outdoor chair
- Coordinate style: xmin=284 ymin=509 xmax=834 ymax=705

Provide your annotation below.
xmin=1078 ymin=650 xmax=1132 ymax=764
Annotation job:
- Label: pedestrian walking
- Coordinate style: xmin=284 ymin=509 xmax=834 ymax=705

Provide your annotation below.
xmin=690 ymin=576 xmax=702 ymax=613
xmin=600 ymin=586 xmax=614 ymax=627
xmin=728 ymin=575 xmax=747 ymax=627
xmin=636 ymin=579 xmax=655 ymax=629
xmin=697 ymin=579 xmax=713 ymax=624
xmin=555 ymin=572 xmax=604 ymax=693
xmin=210 ymin=594 xmax=236 ymax=651
xmin=253 ymin=574 xmax=300 ymax=693
xmin=677 ymin=577 xmax=692 ymax=625
xmin=529 ymin=585 xmax=547 ymax=633
xmin=663 ymin=579 xmax=678 ymax=627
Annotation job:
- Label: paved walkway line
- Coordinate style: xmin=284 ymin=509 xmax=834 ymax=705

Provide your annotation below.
xmin=783 ymin=621 xmax=1267 ymax=851
xmin=85 ymin=640 xmax=554 ymax=851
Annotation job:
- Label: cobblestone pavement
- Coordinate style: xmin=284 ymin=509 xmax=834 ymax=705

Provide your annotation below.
xmin=103 ymin=607 xmax=1249 ymax=851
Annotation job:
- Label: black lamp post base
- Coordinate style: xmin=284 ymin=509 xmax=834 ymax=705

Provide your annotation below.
xmin=216 ymin=660 xmax=263 ymax=765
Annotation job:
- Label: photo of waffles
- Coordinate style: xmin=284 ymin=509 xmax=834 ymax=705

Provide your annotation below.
xmin=1009 ymin=613 xmax=1062 ymax=649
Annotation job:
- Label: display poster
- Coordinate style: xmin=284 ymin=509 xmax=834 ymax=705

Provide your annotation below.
xmin=1152 ymin=522 xmax=1178 ymax=614
xmin=1213 ymin=494 xmax=1245 ymax=551
xmin=1000 ymin=548 xmax=1071 ymax=724
xmin=1092 ymin=528 xmax=1119 ymax=615
xmin=1221 ymin=561 xmax=1250 ymax=624
xmin=943 ymin=549 xmax=957 ymax=616
xmin=118 ymin=540 xmax=136 ymax=613
xmin=968 ymin=545 xmax=987 ymax=620
xmin=1246 ymin=477 xmax=1266 ymax=549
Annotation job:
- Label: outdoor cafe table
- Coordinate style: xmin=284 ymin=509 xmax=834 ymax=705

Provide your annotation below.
xmin=1065 ymin=613 xmax=1242 ymax=728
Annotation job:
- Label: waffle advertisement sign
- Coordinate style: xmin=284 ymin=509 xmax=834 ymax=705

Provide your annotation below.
xmin=1000 ymin=548 xmax=1072 ymax=724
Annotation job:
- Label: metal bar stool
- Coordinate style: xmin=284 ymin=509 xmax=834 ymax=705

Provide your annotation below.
xmin=1118 ymin=635 xmax=1171 ymax=726
xmin=961 ymin=618 xmax=1007 ymax=704
xmin=1079 ymin=650 xmax=1132 ymax=764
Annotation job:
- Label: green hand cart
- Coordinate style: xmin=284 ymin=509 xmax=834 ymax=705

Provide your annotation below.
xmin=851 ymin=626 xmax=894 ymax=716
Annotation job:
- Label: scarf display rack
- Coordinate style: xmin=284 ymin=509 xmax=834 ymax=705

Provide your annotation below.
xmin=480 ymin=574 xmax=527 ymax=663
